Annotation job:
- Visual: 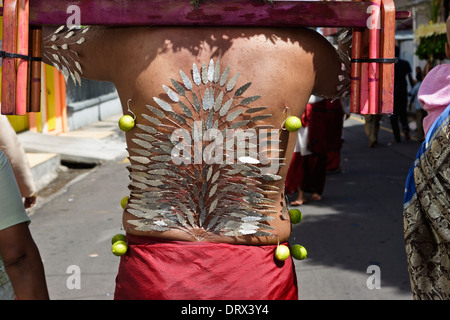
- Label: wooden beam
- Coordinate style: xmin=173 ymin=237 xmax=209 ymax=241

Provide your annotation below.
xmin=368 ymin=0 xmax=380 ymax=114
xmin=1 ymin=0 xmax=18 ymax=115
xmin=16 ymin=0 xmax=29 ymax=115
xmin=350 ymin=0 xmax=363 ymax=114
xmin=1 ymin=0 xmax=403 ymax=116
xmin=29 ymin=0 xmax=371 ymax=28
xmin=379 ymin=0 xmax=395 ymax=114
xmin=29 ymin=27 xmax=42 ymax=112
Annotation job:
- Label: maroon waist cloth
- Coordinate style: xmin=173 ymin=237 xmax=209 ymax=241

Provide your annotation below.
xmin=114 ymin=234 xmax=298 ymax=300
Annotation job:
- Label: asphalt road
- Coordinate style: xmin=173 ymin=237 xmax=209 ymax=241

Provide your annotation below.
xmin=28 ymin=115 xmax=418 ymax=300
xmin=29 ymin=160 xmax=129 ymax=300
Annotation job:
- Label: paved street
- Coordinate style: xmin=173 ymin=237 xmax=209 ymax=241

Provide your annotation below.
xmin=29 ymin=160 xmax=128 ymax=299
xmin=27 ymin=114 xmax=418 ymax=300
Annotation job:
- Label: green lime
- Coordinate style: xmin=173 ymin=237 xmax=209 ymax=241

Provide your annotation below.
xmin=284 ymin=116 xmax=302 ymax=132
xmin=274 ymin=244 xmax=290 ymax=261
xmin=111 ymin=240 xmax=128 ymax=256
xmin=118 ymin=115 xmax=135 ymax=132
xmin=111 ymin=233 xmax=127 ymax=245
xmin=120 ymin=196 xmax=129 ymax=209
xmin=291 ymin=244 xmax=307 ymax=260
xmin=289 ymin=209 xmax=303 ymax=224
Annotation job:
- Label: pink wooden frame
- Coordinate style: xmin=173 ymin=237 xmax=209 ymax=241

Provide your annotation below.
xmin=29 ymin=0 xmax=371 ymax=28
xmin=1 ymin=0 xmax=408 ymax=115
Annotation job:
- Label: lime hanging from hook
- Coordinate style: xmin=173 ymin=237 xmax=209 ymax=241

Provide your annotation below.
xmin=274 ymin=244 xmax=291 ymax=261
xmin=284 ymin=116 xmax=302 ymax=132
xmin=281 ymin=106 xmax=302 ymax=132
xmin=118 ymin=115 xmax=135 ymax=131
xmin=118 ymin=99 xmax=136 ymax=132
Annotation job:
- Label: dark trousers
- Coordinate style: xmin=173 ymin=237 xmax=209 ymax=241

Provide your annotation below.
xmin=391 ymin=101 xmax=410 ymax=142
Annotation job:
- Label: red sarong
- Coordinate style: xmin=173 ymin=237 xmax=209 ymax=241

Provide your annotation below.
xmin=114 ymin=234 xmax=298 ymax=300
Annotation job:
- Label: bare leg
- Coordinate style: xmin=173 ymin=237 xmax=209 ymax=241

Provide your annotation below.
xmin=309 ymin=193 xmax=322 ymax=201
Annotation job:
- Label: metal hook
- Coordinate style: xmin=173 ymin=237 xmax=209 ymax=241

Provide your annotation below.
xmin=127 ymin=99 xmax=137 ymax=121
xmin=280 ymin=106 xmax=291 ymax=130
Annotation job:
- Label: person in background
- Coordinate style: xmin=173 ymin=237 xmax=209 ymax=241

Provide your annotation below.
xmin=391 ymin=46 xmax=414 ymax=143
xmin=364 ymin=114 xmax=381 ymax=148
xmin=0 ymin=150 xmax=49 ymax=299
xmin=327 ymin=96 xmax=349 ymax=171
xmin=402 ymin=15 xmax=450 ymax=300
xmin=285 ymin=97 xmax=344 ymax=205
xmin=408 ymin=67 xmax=426 ymax=143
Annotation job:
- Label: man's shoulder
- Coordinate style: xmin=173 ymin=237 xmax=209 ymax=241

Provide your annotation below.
xmin=397 ymin=58 xmax=411 ymax=69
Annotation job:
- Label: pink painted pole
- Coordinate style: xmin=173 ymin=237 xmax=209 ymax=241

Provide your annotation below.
xmin=350 ymin=0 xmax=363 ymax=114
xmin=360 ymin=62 xmax=369 ymax=115
xmin=368 ymin=0 xmax=380 ymax=114
xmin=379 ymin=0 xmax=396 ymax=114
xmin=1 ymin=0 xmax=17 ymax=115
xmin=16 ymin=0 xmax=29 ymax=115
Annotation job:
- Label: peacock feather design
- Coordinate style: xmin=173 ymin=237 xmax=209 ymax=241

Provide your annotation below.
xmin=126 ymin=59 xmax=286 ymax=240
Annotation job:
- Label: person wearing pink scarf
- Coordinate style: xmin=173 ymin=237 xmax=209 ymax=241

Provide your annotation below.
xmin=418 ymin=17 xmax=450 ymax=137
xmin=403 ymin=16 xmax=450 ymax=300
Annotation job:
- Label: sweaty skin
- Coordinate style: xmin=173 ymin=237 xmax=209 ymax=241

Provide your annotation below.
xmin=43 ymin=26 xmax=349 ymax=245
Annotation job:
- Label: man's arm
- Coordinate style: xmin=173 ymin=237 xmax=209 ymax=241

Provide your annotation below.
xmin=0 ymin=223 xmax=49 ymax=300
xmin=309 ymin=29 xmax=351 ymax=99
xmin=408 ymin=72 xmax=416 ymax=88
xmin=0 ymin=115 xmax=37 ymax=207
